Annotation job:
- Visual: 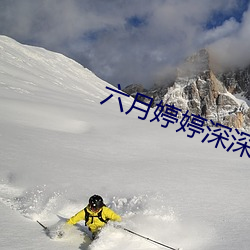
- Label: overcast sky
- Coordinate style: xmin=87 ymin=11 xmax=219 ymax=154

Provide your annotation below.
xmin=0 ymin=0 xmax=249 ymax=88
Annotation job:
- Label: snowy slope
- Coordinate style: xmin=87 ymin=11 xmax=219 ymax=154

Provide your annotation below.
xmin=0 ymin=36 xmax=250 ymax=250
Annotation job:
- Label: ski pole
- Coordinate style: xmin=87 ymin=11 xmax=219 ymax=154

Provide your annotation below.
xmin=122 ymin=227 xmax=180 ymax=250
xmin=37 ymin=220 xmax=48 ymax=231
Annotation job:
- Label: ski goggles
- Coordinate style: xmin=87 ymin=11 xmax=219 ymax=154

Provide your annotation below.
xmin=89 ymin=205 xmax=101 ymax=212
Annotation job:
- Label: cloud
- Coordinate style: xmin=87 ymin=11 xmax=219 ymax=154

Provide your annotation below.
xmin=209 ymin=4 xmax=250 ymax=69
xmin=0 ymin=0 xmax=249 ymax=87
xmin=200 ymin=18 xmax=240 ymax=45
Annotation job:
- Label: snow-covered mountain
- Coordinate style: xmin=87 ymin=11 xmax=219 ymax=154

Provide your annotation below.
xmin=164 ymin=49 xmax=250 ymax=129
xmin=124 ymin=49 xmax=250 ymax=130
xmin=218 ymin=65 xmax=250 ymax=100
xmin=0 ymin=36 xmax=250 ymax=250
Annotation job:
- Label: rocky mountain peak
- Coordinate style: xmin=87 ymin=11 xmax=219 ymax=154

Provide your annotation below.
xmin=164 ymin=49 xmax=250 ymax=129
xmin=177 ymin=48 xmax=210 ymax=78
xmin=123 ymin=48 xmax=250 ymax=130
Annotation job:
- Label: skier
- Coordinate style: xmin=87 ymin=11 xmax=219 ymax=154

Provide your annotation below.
xmin=66 ymin=194 xmax=121 ymax=239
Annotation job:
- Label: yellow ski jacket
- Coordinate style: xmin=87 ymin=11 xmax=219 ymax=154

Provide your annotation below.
xmin=67 ymin=206 xmax=121 ymax=233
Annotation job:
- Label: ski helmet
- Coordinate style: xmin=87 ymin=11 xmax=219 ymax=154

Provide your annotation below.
xmin=89 ymin=195 xmax=104 ymax=210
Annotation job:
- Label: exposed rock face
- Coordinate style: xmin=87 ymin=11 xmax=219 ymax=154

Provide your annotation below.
xmin=163 ymin=49 xmax=249 ymax=128
xmin=123 ymin=49 xmax=250 ymax=129
xmin=123 ymin=83 xmax=169 ymax=106
xmin=122 ymin=84 xmax=146 ymax=97
xmin=218 ymin=66 xmax=250 ymax=99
